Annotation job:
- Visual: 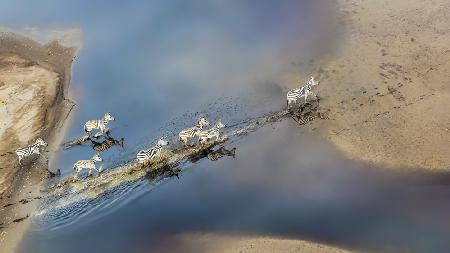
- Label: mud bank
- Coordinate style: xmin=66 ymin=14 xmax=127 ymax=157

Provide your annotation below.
xmin=288 ymin=0 xmax=450 ymax=171
xmin=0 ymin=31 xmax=78 ymax=252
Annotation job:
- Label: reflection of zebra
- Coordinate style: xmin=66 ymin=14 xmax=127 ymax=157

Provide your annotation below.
xmin=15 ymin=138 xmax=47 ymax=165
xmin=84 ymin=112 xmax=114 ymax=135
xmin=196 ymin=120 xmax=226 ymax=145
xmin=287 ymin=76 xmax=319 ymax=109
xmin=179 ymin=117 xmax=209 ymax=146
xmin=91 ymin=136 xmax=124 ymax=152
xmin=63 ymin=134 xmax=91 ymax=148
xmin=137 ymin=138 xmax=169 ymax=163
xmin=73 ymin=154 xmax=103 ymax=178
xmin=63 ymin=132 xmax=104 ymax=148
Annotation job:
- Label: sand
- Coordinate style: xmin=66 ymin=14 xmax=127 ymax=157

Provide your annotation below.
xmin=288 ymin=0 xmax=450 ymax=171
xmin=0 ymin=31 xmax=78 ymax=253
xmin=155 ymin=233 xmax=363 ymax=253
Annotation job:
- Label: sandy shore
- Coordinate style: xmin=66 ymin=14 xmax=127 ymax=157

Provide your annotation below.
xmin=155 ymin=233 xmax=363 ymax=253
xmin=0 ymin=31 xmax=78 ymax=253
xmin=287 ymin=0 xmax=450 ymax=171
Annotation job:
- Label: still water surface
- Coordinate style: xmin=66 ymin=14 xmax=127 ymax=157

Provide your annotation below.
xmin=1 ymin=1 xmax=450 ymax=252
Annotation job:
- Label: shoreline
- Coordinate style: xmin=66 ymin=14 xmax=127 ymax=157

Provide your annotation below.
xmin=0 ymin=31 xmax=79 ymax=253
xmin=286 ymin=0 xmax=450 ymax=171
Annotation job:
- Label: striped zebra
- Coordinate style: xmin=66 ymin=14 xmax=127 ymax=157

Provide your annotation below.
xmin=137 ymin=138 xmax=169 ymax=163
xmin=15 ymin=138 xmax=47 ymax=166
xmin=73 ymin=154 xmax=103 ymax=178
xmin=196 ymin=120 xmax=226 ymax=145
xmin=178 ymin=117 xmax=209 ymax=146
xmin=84 ymin=112 xmax=115 ymax=136
xmin=287 ymin=76 xmax=319 ymax=109
xmin=91 ymin=136 xmax=124 ymax=152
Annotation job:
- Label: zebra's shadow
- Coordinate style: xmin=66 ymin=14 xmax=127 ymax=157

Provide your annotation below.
xmin=62 ymin=131 xmax=124 ymax=153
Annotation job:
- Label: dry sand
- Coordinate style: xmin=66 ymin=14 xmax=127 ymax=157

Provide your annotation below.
xmin=285 ymin=0 xmax=450 ymax=171
xmin=155 ymin=233 xmax=363 ymax=253
xmin=0 ymin=31 xmax=77 ymax=253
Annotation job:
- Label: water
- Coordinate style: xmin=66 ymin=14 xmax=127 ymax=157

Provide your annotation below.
xmin=1 ymin=1 xmax=450 ymax=252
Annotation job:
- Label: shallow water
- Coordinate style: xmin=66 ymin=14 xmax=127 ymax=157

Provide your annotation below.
xmin=2 ymin=1 xmax=450 ymax=253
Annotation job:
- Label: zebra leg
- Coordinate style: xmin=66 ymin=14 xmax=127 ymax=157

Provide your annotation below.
xmin=97 ymin=165 xmax=103 ymax=173
xmin=73 ymin=166 xmax=80 ymax=180
xmin=88 ymin=168 xmax=93 ymax=177
xmin=18 ymin=156 xmax=23 ymax=166
xmin=100 ymin=125 xmax=105 ymax=135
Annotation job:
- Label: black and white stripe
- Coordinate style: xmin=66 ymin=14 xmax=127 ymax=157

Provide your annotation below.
xmin=178 ymin=117 xmax=209 ymax=146
xmin=84 ymin=112 xmax=115 ymax=135
xmin=196 ymin=120 xmax=226 ymax=145
xmin=137 ymin=138 xmax=169 ymax=163
xmin=15 ymin=138 xmax=47 ymax=165
xmin=73 ymin=154 xmax=103 ymax=178
xmin=287 ymin=76 xmax=319 ymax=109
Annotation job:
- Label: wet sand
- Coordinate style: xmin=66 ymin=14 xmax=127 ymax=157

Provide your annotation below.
xmin=292 ymin=0 xmax=450 ymax=171
xmin=0 ymin=31 xmax=78 ymax=252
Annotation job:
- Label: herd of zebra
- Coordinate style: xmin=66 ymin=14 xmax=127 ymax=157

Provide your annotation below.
xmin=14 ymin=76 xmax=319 ymax=179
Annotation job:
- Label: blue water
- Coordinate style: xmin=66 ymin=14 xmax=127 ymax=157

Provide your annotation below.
xmin=2 ymin=1 xmax=450 ymax=253
xmin=2 ymin=0 xmax=333 ymax=172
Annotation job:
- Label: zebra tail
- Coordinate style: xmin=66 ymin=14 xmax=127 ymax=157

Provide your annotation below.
xmin=84 ymin=124 xmax=90 ymax=134
xmin=119 ymin=138 xmax=124 ymax=148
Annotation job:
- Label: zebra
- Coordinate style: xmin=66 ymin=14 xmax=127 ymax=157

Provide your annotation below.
xmin=73 ymin=154 xmax=103 ymax=178
xmin=91 ymin=136 xmax=124 ymax=152
xmin=15 ymin=138 xmax=47 ymax=166
xmin=137 ymin=138 xmax=169 ymax=163
xmin=84 ymin=112 xmax=115 ymax=136
xmin=196 ymin=120 xmax=226 ymax=145
xmin=178 ymin=117 xmax=209 ymax=146
xmin=287 ymin=76 xmax=319 ymax=109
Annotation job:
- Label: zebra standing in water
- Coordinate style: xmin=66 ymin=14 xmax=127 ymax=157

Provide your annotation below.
xmin=137 ymin=138 xmax=169 ymax=163
xmin=15 ymin=138 xmax=47 ymax=166
xmin=196 ymin=120 xmax=226 ymax=145
xmin=178 ymin=117 xmax=209 ymax=146
xmin=73 ymin=154 xmax=103 ymax=178
xmin=84 ymin=112 xmax=115 ymax=136
xmin=287 ymin=76 xmax=319 ymax=109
